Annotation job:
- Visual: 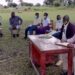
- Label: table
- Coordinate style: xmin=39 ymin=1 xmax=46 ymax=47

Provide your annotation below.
xmin=28 ymin=34 xmax=73 ymax=75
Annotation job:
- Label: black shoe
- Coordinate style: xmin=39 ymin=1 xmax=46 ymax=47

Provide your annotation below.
xmin=13 ymin=34 xmax=16 ymax=38
xmin=16 ymin=34 xmax=19 ymax=37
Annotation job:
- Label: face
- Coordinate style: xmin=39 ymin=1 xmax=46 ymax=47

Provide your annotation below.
xmin=44 ymin=15 xmax=47 ymax=19
xmin=63 ymin=20 xmax=68 ymax=25
xmin=35 ymin=14 xmax=39 ymax=18
xmin=57 ymin=16 xmax=61 ymax=20
xmin=11 ymin=12 xmax=15 ymax=17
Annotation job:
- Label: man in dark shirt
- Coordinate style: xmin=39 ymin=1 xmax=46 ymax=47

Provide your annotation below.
xmin=9 ymin=12 xmax=23 ymax=38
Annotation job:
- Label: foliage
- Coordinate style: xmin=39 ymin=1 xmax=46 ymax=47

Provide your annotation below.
xmin=21 ymin=2 xmax=33 ymax=6
xmin=35 ymin=3 xmax=41 ymax=7
xmin=44 ymin=0 xmax=55 ymax=5
xmin=8 ymin=3 xmax=17 ymax=7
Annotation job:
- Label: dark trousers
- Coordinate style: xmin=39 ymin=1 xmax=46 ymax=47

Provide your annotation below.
xmin=25 ymin=25 xmax=37 ymax=38
xmin=52 ymin=31 xmax=61 ymax=40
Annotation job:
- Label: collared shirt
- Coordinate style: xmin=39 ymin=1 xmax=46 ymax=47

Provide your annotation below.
xmin=62 ymin=23 xmax=69 ymax=42
xmin=9 ymin=16 xmax=23 ymax=26
xmin=43 ymin=17 xmax=50 ymax=27
xmin=56 ymin=20 xmax=63 ymax=31
xmin=33 ymin=17 xmax=42 ymax=25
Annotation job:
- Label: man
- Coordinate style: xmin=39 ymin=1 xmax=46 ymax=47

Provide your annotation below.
xmin=56 ymin=15 xmax=75 ymax=75
xmin=42 ymin=12 xmax=51 ymax=27
xmin=56 ymin=15 xmax=63 ymax=31
xmin=0 ymin=16 xmax=3 ymax=37
xmin=9 ymin=12 xmax=23 ymax=38
xmin=24 ymin=13 xmax=42 ymax=39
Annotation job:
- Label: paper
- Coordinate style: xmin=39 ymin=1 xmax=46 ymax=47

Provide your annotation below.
xmin=56 ymin=42 xmax=69 ymax=47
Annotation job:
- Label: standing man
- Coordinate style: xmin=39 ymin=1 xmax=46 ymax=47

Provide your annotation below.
xmin=9 ymin=12 xmax=23 ymax=38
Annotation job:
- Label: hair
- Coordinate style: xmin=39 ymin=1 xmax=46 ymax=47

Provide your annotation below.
xmin=57 ymin=15 xmax=61 ymax=20
xmin=35 ymin=13 xmax=39 ymax=16
xmin=44 ymin=12 xmax=48 ymax=16
xmin=63 ymin=15 xmax=70 ymax=22
xmin=11 ymin=12 xmax=15 ymax=15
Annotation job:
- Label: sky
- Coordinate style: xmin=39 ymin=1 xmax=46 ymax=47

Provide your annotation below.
xmin=0 ymin=0 xmax=45 ymax=6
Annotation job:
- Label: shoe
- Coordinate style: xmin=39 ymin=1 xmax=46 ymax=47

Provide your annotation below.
xmin=16 ymin=34 xmax=19 ymax=37
xmin=13 ymin=34 xmax=16 ymax=38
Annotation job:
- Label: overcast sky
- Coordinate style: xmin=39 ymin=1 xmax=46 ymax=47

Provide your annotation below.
xmin=0 ymin=0 xmax=44 ymax=6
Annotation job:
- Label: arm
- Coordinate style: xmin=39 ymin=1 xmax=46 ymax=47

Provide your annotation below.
xmin=9 ymin=18 xmax=12 ymax=26
xmin=67 ymin=35 xmax=75 ymax=48
xmin=18 ymin=17 xmax=23 ymax=25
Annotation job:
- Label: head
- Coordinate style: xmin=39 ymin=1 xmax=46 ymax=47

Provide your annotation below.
xmin=63 ymin=15 xmax=70 ymax=25
xmin=57 ymin=15 xmax=61 ymax=20
xmin=35 ymin=13 xmax=39 ymax=18
xmin=44 ymin=12 xmax=48 ymax=19
xmin=11 ymin=12 xmax=15 ymax=18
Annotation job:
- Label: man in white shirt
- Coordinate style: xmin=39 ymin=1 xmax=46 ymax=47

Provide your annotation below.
xmin=42 ymin=13 xmax=50 ymax=27
xmin=56 ymin=15 xmax=63 ymax=31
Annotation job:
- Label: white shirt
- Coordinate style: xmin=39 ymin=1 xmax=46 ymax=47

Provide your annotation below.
xmin=62 ymin=23 xmax=68 ymax=42
xmin=43 ymin=17 xmax=50 ymax=27
xmin=67 ymin=35 xmax=75 ymax=48
xmin=33 ymin=17 xmax=42 ymax=25
xmin=56 ymin=20 xmax=63 ymax=30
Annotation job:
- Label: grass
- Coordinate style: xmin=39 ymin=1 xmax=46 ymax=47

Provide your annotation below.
xmin=0 ymin=7 xmax=75 ymax=75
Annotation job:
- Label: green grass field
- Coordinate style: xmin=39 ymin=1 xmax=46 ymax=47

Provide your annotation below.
xmin=0 ymin=7 xmax=75 ymax=75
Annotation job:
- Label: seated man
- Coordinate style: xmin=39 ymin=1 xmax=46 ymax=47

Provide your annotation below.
xmin=24 ymin=13 xmax=42 ymax=39
xmin=54 ymin=15 xmax=75 ymax=75
xmin=9 ymin=12 xmax=23 ymax=38
xmin=56 ymin=15 xmax=63 ymax=31
xmin=0 ymin=16 xmax=3 ymax=37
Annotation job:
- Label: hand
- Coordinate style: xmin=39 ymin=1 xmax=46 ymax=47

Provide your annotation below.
xmin=67 ymin=43 xmax=74 ymax=48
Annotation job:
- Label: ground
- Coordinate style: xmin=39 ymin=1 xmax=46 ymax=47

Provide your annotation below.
xmin=0 ymin=7 xmax=75 ymax=75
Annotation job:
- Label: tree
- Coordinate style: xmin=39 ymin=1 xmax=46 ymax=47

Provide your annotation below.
xmin=6 ymin=0 xmax=13 ymax=3
xmin=21 ymin=2 xmax=33 ymax=6
xmin=19 ymin=0 xmax=23 ymax=6
xmin=8 ymin=3 xmax=17 ymax=7
xmin=35 ymin=3 xmax=41 ymax=6
xmin=44 ymin=0 xmax=55 ymax=5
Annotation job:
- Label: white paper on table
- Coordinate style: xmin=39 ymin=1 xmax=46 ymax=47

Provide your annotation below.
xmin=55 ymin=42 xmax=69 ymax=47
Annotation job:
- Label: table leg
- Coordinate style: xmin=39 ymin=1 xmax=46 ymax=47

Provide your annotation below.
xmin=40 ymin=53 xmax=46 ymax=75
xmin=68 ymin=49 xmax=73 ymax=75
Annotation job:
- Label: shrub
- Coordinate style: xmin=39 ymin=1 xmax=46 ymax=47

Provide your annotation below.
xmin=54 ymin=2 xmax=60 ymax=7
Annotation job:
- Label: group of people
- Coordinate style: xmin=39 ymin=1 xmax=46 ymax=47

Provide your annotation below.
xmin=0 ymin=11 xmax=75 ymax=75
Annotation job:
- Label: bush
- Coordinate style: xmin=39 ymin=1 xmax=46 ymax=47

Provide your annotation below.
xmin=54 ymin=2 xmax=60 ymax=7
xmin=4 ymin=6 xmax=9 ymax=8
xmin=35 ymin=3 xmax=41 ymax=7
